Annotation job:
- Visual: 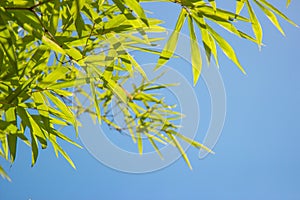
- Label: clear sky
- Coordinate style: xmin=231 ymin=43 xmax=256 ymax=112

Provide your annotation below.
xmin=1 ymin=1 xmax=300 ymax=199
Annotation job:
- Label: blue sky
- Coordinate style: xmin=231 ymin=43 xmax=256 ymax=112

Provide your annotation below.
xmin=1 ymin=1 xmax=300 ymax=199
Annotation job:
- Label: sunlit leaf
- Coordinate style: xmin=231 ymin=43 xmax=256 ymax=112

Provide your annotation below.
xmin=167 ymin=132 xmax=192 ymax=169
xmin=207 ymin=24 xmax=246 ymax=74
xmin=0 ymin=165 xmax=11 ymax=182
xmin=259 ymin=0 xmax=298 ymax=27
xmin=246 ymin=0 xmax=263 ymax=48
xmin=188 ymin=16 xmax=202 ymax=85
xmin=236 ymin=0 xmax=246 ymax=15
xmin=49 ymin=137 xmax=76 ymax=169
xmin=254 ymin=0 xmax=285 ymax=36
xmin=156 ymin=9 xmax=187 ymax=70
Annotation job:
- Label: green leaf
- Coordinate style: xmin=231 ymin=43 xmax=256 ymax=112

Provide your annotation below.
xmin=4 ymin=76 xmax=38 ymax=105
xmin=74 ymin=0 xmax=86 ymax=37
xmin=0 ymin=165 xmax=11 ymax=182
xmin=167 ymin=132 xmax=192 ymax=169
xmin=5 ymin=108 xmax=17 ymax=162
xmin=39 ymin=66 xmax=69 ymax=87
xmin=48 ymin=0 xmax=60 ymax=35
xmin=133 ymin=92 xmax=160 ymax=103
xmin=196 ymin=5 xmax=249 ymax=22
xmin=42 ymin=36 xmax=66 ymax=55
xmin=208 ymin=0 xmax=217 ymax=12
xmin=44 ymin=91 xmax=76 ymax=126
xmin=207 ymin=24 xmax=246 ymax=74
xmin=21 ymin=109 xmax=48 ymax=149
xmin=259 ymin=0 xmax=298 ymax=27
xmin=169 ymin=130 xmax=214 ymax=154
xmin=83 ymin=53 xmax=116 ymax=66
xmin=246 ymin=0 xmax=263 ymax=47
xmin=5 ymin=10 xmax=43 ymax=39
xmin=127 ymin=54 xmax=148 ymax=79
xmin=51 ymin=129 xmax=82 ymax=149
xmin=193 ymin=14 xmax=219 ymax=66
xmin=49 ymin=78 xmax=96 ymax=89
xmin=148 ymin=137 xmax=163 ymax=159
xmin=87 ymin=68 xmax=102 ymax=124
xmin=137 ymin=131 xmax=143 ymax=155
xmin=30 ymin=131 xmax=39 ymax=166
xmin=188 ymin=16 xmax=202 ymax=86
xmin=111 ymin=0 xmax=150 ymax=41
xmin=286 ymin=0 xmax=291 ymax=7
xmin=0 ymin=19 xmax=18 ymax=74
xmin=144 ymin=131 xmax=167 ymax=145
xmin=193 ymin=9 xmax=255 ymax=43
xmin=89 ymin=64 xmax=130 ymax=104
xmin=7 ymin=131 xmax=17 ymax=163
xmin=49 ymin=137 xmax=76 ymax=169
xmin=236 ymin=0 xmax=246 ymax=15
xmin=254 ymin=0 xmax=285 ymax=36
xmin=122 ymin=0 xmax=149 ymax=26
xmin=156 ymin=9 xmax=187 ymax=70
xmin=99 ymin=0 xmax=105 ymax=6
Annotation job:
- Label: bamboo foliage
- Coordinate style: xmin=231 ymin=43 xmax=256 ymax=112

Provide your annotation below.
xmin=0 ymin=0 xmax=296 ymax=180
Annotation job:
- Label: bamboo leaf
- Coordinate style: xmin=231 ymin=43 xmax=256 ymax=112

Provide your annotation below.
xmin=122 ymin=107 xmax=136 ymax=143
xmin=122 ymin=0 xmax=149 ymax=26
xmin=188 ymin=16 xmax=202 ymax=86
xmin=196 ymin=5 xmax=249 ymax=22
xmin=49 ymin=78 xmax=95 ymax=89
xmin=236 ymin=0 xmax=246 ymax=15
xmin=39 ymin=66 xmax=69 ymax=87
xmin=192 ymin=13 xmax=219 ymax=66
xmin=246 ymin=0 xmax=263 ymax=47
xmin=0 ymin=165 xmax=11 ymax=182
xmin=87 ymin=68 xmax=102 ymax=124
xmin=49 ymin=137 xmax=76 ymax=169
xmin=137 ymin=131 xmax=143 ymax=155
xmin=42 ymin=36 xmax=66 ymax=55
xmin=44 ymin=91 xmax=76 ymax=126
xmin=156 ymin=9 xmax=187 ymax=70
xmin=169 ymin=130 xmax=214 ymax=154
xmin=51 ymin=129 xmax=82 ymax=149
xmin=30 ymin=131 xmax=39 ymax=166
xmin=259 ymin=0 xmax=298 ymax=27
xmin=254 ymin=0 xmax=285 ymax=35
xmin=208 ymin=0 xmax=217 ymax=12
xmin=167 ymin=132 xmax=192 ymax=169
xmin=207 ymin=24 xmax=246 ymax=74
xmin=148 ymin=137 xmax=163 ymax=159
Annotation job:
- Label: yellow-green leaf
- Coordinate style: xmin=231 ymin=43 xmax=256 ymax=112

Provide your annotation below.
xmin=42 ymin=36 xmax=66 ymax=55
xmin=0 ymin=165 xmax=11 ymax=182
xmin=207 ymin=25 xmax=246 ymax=74
xmin=259 ymin=0 xmax=298 ymax=27
xmin=188 ymin=16 xmax=202 ymax=86
xmin=167 ymin=132 xmax=192 ymax=169
xmin=236 ymin=0 xmax=246 ymax=15
xmin=246 ymin=0 xmax=263 ymax=47
xmin=254 ymin=0 xmax=285 ymax=35
xmin=156 ymin=9 xmax=187 ymax=69
xmin=169 ymin=130 xmax=214 ymax=154
xmin=49 ymin=137 xmax=76 ymax=169
xmin=208 ymin=0 xmax=217 ymax=12
xmin=137 ymin=131 xmax=143 ymax=155
xmin=148 ymin=137 xmax=163 ymax=159
xmin=123 ymin=0 xmax=149 ymax=26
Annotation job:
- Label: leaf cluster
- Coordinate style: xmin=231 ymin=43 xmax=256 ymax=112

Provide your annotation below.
xmin=0 ymin=0 xmax=296 ymax=180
